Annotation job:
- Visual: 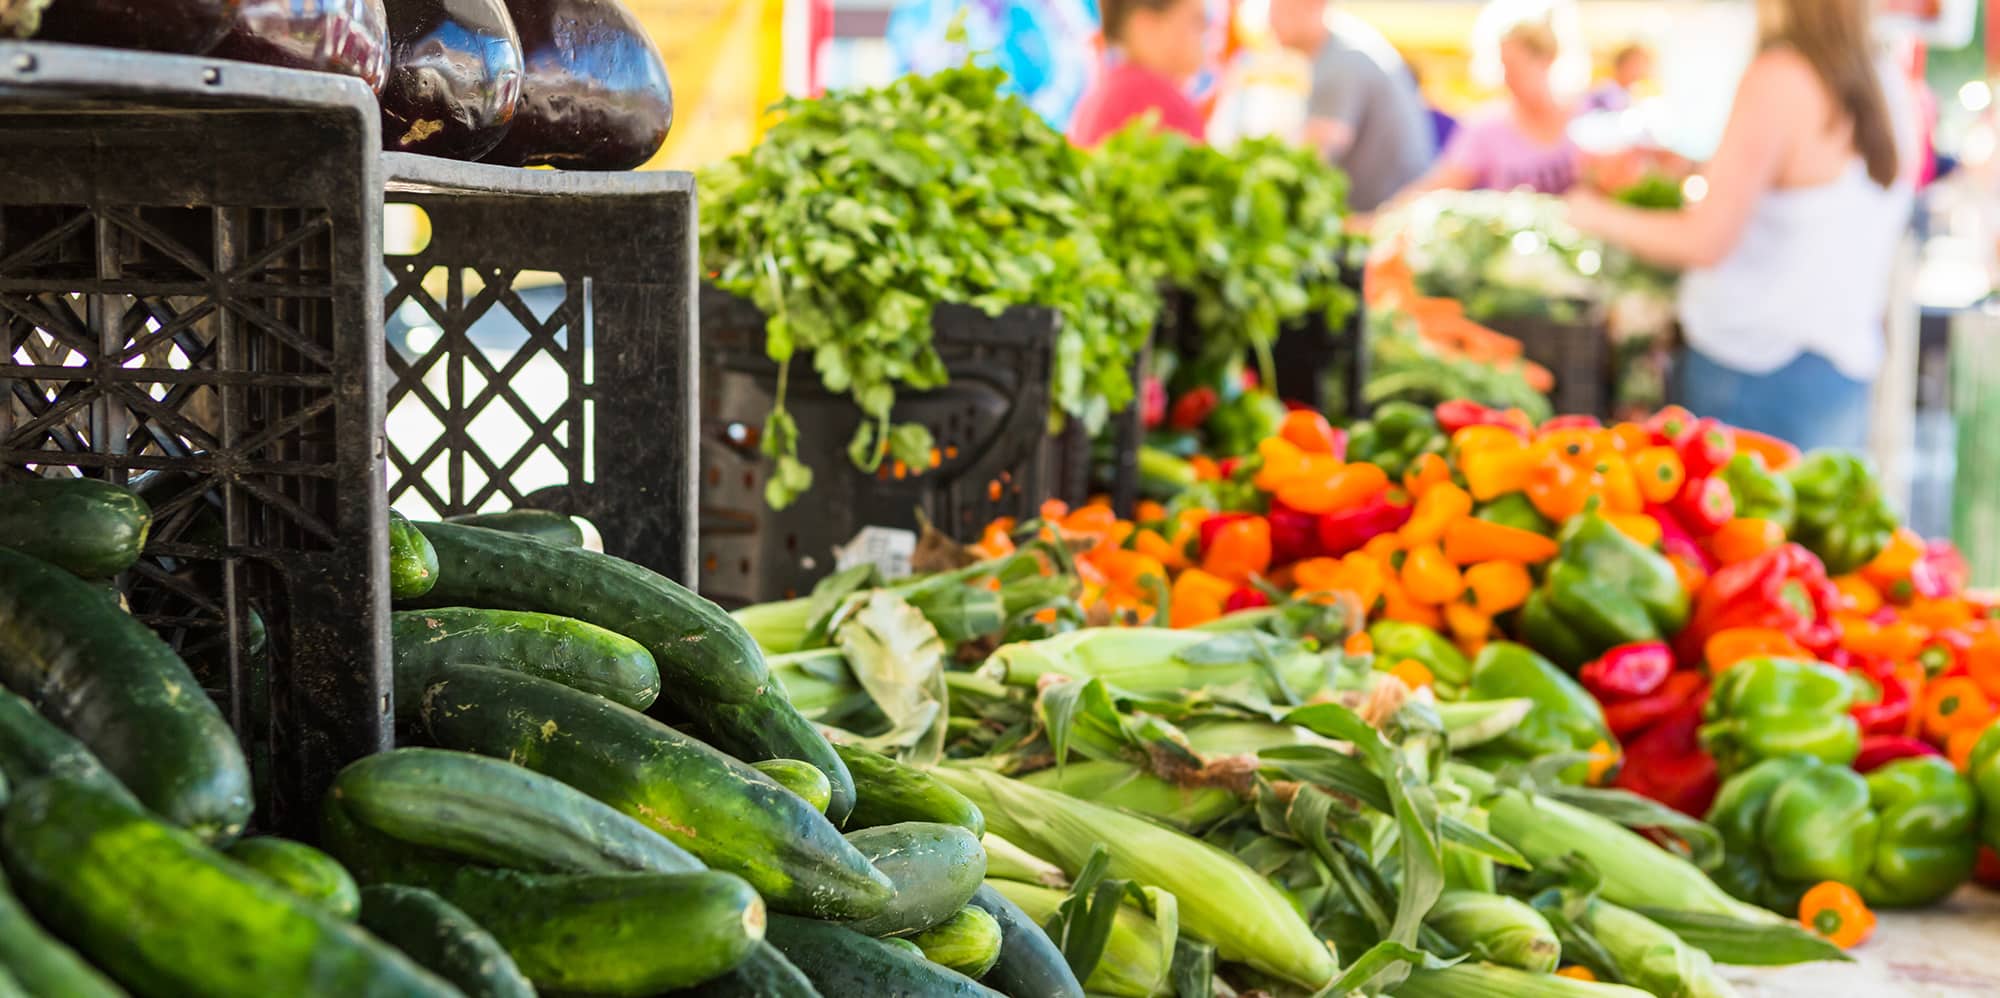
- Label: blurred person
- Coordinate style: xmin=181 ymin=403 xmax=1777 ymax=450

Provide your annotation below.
xmin=1581 ymin=42 xmax=1654 ymax=115
xmin=1069 ymin=0 xmax=1210 ymax=146
xmin=1398 ymin=15 xmax=1580 ymax=196
xmin=1567 ymin=0 xmax=1914 ymax=451
xmin=1267 ymin=0 xmax=1433 ymax=212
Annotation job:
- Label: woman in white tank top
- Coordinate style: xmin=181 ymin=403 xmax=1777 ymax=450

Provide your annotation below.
xmin=1566 ymin=0 xmax=1911 ymax=451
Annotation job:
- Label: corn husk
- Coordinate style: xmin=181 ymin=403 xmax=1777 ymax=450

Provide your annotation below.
xmin=1018 ymin=761 xmax=1242 ymax=830
xmin=1425 ymin=890 xmax=1560 ymax=974
xmin=979 ymin=629 xmax=1335 ymax=701
xmin=987 ymin=880 xmax=1171 ymax=998
xmin=1585 ymin=901 xmax=1740 ymax=998
xmin=981 ymin=833 xmax=1068 ymax=888
xmin=1394 ymin=963 xmax=1656 ymax=998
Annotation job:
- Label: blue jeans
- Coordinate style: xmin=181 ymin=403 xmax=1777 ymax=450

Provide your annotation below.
xmin=1677 ymin=349 xmax=1872 ymax=453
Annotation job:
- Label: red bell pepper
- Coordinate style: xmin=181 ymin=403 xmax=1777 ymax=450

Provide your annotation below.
xmin=1647 ymin=503 xmax=1716 ymax=574
xmin=1580 ymin=642 xmax=1674 ymax=701
xmin=1644 ymin=406 xmax=1700 ymax=450
xmin=1678 ymin=543 xmax=1839 ymax=663
xmin=1540 ymin=414 xmax=1604 ymax=432
xmin=1851 ymin=734 xmax=1942 ymax=774
xmin=1847 ymin=660 xmax=1915 ymax=736
xmin=1325 ymin=426 xmax=1350 ymax=463
xmin=1435 ymin=399 xmax=1529 ymax=437
xmin=1678 ymin=418 xmax=1737 ymax=480
xmin=1170 ymin=387 xmax=1219 ymax=431
xmin=1913 ymin=540 xmax=1971 ymax=601
xmin=1613 ymin=689 xmax=1719 ymax=817
xmin=1267 ymin=501 xmax=1323 ymax=567
xmin=1141 ymin=377 xmax=1167 ymax=430
xmin=1671 ymin=475 xmax=1734 ymax=535
xmin=1198 ymin=512 xmax=1258 ymax=557
xmin=1603 ymin=670 xmax=1707 ymax=738
xmin=1217 ymin=456 xmax=1243 ymax=480
xmin=1224 ymin=586 xmax=1273 ymax=613
xmin=1919 ymin=629 xmax=1972 ymax=680
xmin=1317 ymin=492 xmax=1413 ymax=557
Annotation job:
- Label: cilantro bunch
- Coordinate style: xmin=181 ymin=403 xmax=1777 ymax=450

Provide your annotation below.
xmin=701 ymin=64 xmax=1156 ymax=509
xmin=1088 ymin=124 xmax=1356 ymax=380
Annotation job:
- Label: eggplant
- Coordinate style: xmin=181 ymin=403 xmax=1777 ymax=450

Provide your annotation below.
xmin=18 ymin=0 xmax=241 ymax=52
xmin=209 ymin=0 xmax=390 ymax=92
xmin=479 ymin=0 xmax=671 ymax=171
xmin=379 ymin=0 xmax=522 ymax=160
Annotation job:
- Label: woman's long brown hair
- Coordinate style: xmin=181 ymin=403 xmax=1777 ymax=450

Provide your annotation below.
xmin=1761 ymin=0 xmax=1899 ymax=187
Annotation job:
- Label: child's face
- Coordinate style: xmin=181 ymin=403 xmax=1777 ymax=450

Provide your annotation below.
xmin=1129 ymin=0 xmax=1209 ymax=82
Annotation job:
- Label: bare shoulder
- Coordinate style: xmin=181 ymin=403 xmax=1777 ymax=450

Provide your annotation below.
xmin=1739 ymin=47 xmax=1824 ymax=103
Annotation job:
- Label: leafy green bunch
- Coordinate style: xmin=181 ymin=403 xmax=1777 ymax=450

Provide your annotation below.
xmin=701 ymin=63 xmax=1155 ymax=508
xmin=1088 ymin=124 xmax=1356 ymax=379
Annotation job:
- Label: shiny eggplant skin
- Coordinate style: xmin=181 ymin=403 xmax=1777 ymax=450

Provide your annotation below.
xmin=479 ymin=0 xmax=672 ymax=171
xmin=209 ymin=0 xmax=390 ymax=92
xmin=25 ymin=0 xmax=241 ymax=53
xmin=379 ymin=0 xmax=523 ymax=160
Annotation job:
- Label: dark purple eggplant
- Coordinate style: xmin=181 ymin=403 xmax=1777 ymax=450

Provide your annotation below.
xmin=20 ymin=0 xmax=242 ymax=52
xmin=208 ymin=0 xmax=390 ymax=92
xmin=378 ymin=0 xmax=522 ymax=160
xmin=478 ymin=0 xmax=671 ymax=171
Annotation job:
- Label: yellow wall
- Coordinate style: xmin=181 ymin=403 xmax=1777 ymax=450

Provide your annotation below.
xmin=628 ymin=0 xmax=787 ymax=170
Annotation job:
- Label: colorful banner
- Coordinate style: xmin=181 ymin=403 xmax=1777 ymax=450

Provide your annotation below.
xmin=629 ymin=0 xmax=787 ymax=169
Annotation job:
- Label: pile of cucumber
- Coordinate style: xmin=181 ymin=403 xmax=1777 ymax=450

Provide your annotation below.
xmin=0 ymin=477 xmax=1083 ymax=997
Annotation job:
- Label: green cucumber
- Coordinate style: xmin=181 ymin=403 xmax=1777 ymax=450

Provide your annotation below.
xmin=408 ymin=521 xmax=766 ymax=704
xmin=445 ymin=509 xmax=586 ymax=547
xmin=698 ymin=689 xmax=857 ymax=825
xmin=331 ymin=747 xmax=700 ymax=874
xmin=765 ymin=914 xmax=1004 ymax=998
xmin=0 ymin=477 xmax=151 ymax=579
xmin=912 ymin=906 xmax=1003 ymax=979
xmin=1 ymin=777 xmax=456 ymax=997
xmin=673 ymin=943 xmax=822 ymax=998
xmin=836 ymin=741 xmax=984 ymax=835
xmin=756 ymin=758 xmax=834 ymax=813
xmin=881 ymin=937 xmax=925 ymax=958
xmin=389 ymin=510 xmax=440 ymax=599
xmin=0 ymin=867 xmax=125 ymax=998
xmin=844 ymin=822 xmax=987 ymax=937
xmin=357 ymin=885 xmax=535 ymax=998
xmin=392 ymin=607 xmax=660 ymax=713
xmin=0 ymin=684 xmax=126 ymax=793
xmin=226 ymin=837 xmax=360 ymax=920
xmin=418 ymin=665 xmax=892 ymax=918
xmin=967 ymin=884 xmax=1085 ymax=998
xmin=0 ymin=548 xmax=251 ymax=842
xmin=406 ymin=867 xmax=766 ymax=997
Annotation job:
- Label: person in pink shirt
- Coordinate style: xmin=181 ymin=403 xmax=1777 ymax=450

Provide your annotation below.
xmin=1068 ymin=0 xmax=1209 ymax=147
xmin=1398 ymin=17 xmax=1580 ymax=196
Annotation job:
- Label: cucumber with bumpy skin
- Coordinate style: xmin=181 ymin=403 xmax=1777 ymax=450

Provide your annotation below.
xmin=392 ymin=607 xmax=660 ymax=712
xmin=0 ymin=477 xmax=151 ymax=579
xmin=698 ymin=688 xmax=857 ymax=825
xmin=881 ymin=936 xmax=925 ymax=958
xmin=226 ymin=837 xmax=360 ymax=920
xmin=2 ymin=777 xmax=457 ymax=997
xmin=358 ymin=885 xmax=535 ymax=998
xmin=0 ymin=548 xmax=251 ymax=843
xmin=967 ymin=884 xmax=1085 ymax=998
xmin=331 ymin=747 xmax=701 ymax=874
xmin=446 ymin=508 xmax=586 ymax=547
xmin=0 ymin=867 xmax=125 ymax=998
xmin=836 ymin=741 xmax=983 ymax=834
xmin=843 ymin=822 xmax=987 ymax=938
xmin=671 ymin=944 xmax=822 ymax=998
xmin=418 ymin=665 xmax=893 ymax=918
xmin=389 ymin=510 xmax=439 ymax=599
xmin=765 ymin=914 xmax=1004 ymax=998
xmin=0 ymin=685 xmax=126 ymax=794
xmin=755 ymin=757 xmax=834 ymax=814
xmin=407 ymin=520 xmax=766 ymax=703
xmin=912 ymin=905 xmax=1004 ymax=979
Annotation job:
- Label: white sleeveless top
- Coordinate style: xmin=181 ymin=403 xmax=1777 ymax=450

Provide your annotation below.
xmin=1678 ymin=161 xmax=1911 ymax=381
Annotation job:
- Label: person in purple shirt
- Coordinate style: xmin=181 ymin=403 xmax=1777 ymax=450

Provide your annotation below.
xmin=1581 ymin=43 xmax=1654 ymax=115
xmin=1396 ymin=16 xmax=1580 ymax=197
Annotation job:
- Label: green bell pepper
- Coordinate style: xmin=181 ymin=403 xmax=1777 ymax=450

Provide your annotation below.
xmin=1718 ymin=453 xmax=1796 ymax=532
xmin=1369 ymin=620 xmax=1473 ymax=692
xmin=1474 ymin=493 xmax=1554 ymax=535
xmin=1541 ymin=560 xmax=1660 ymax=650
xmin=1699 ymin=657 xmax=1860 ymax=776
xmin=1517 ymin=510 xmax=1686 ymax=670
xmin=1204 ymin=391 xmax=1287 ymax=459
xmin=1709 ymin=755 xmax=1975 ymax=912
xmin=1785 ymin=451 xmax=1899 ymax=575
xmin=1557 ymin=511 xmax=1688 ymax=635
xmin=1966 ymin=721 xmax=2000 ymax=852
xmin=1359 ymin=401 xmax=1446 ymax=478
xmin=1515 ymin=589 xmax=1593 ymax=671
xmin=1461 ymin=642 xmax=1612 ymax=781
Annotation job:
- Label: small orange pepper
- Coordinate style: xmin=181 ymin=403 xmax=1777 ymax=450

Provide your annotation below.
xmin=1398 ymin=482 xmax=1474 ymax=547
xmin=1278 ymin=409 xmax=1342 ymax=455
xmin=1388 ymin=657 xmax=1435 ymax=691
xmin=1252 ymin=436 xmax=1312 ymax=492
xmin=1452 ymin=424 xmax=1527 ymax=457
xmin=1584 ymin=739 xmax=1620 ymax=785
xmin=1922 ymin=677 xmax=1997 ymax=742
xmin=1525 ymin=457 xmax=1592 ymax=522
xmin=1276 ymin=459 xmax=1389 ymax=515
xmin=1461 ymin=446 xmax=1541 ymax=501
xmin=1537 ymin=428 xmax=1601 ymax=464
xmin=1441 ymin=518 xmax=1559 ymax=565
xmin=1362 ymin=532 xmax=1404 ymax=564
xmin=1668 ymin=551 xmax=1710 ymax=595
xmin=1949 ymin=726 xmax=1985 ymax=773
xmin=1798 ymin=881 xmax=1875 ymax=949
xmin=1966 ymin=628 xmax=2000 ymax=700
xmin=1607 ymin=422 xmax=1652 ymax=454
xmin=1831 ymin=574 xmax=1884 ymax=615
xmin=1038 ymin=499 xmax=1070 ymax=523
xmin=1379 ymin=576 xmax=1443 ymax=630
xmin=1134 ymin=499 xmax=1168 ymax=524
xmin=1632 ymin=446 xmax=1686 ymax=505
xmin=1189 ymin=455 xmax=1221 ymax=482
xmin=1839 ymin=617 xmax=1929 ymax=662
xmin=1169 ymin=568 xmax=1237 ymax=629
xmin=1091 ymin=547 xmax=1167 ymax=594
xmin=1704 ymin=627 xmax=1807 ymax=673
xmin=1134 ymin=528 xmax=1187 ymax=572
xmin=1344 ymin=631 xmax=1374 ymax=656
xmin=1595 ymin=454 xmax=1643 ymax=515
xmin=1603 ymin=512 xmax=1664 ymax=549
xmin=1464 ymin=560 xmax=1533 ymax=615
xmin=1201 ymin=516 xmax=1272 ymax=583
xmin=974 ymin=518 xmax=1017 ymax=559
xmin=1862 ymin=527 xmax=1927 ymax=592
xmin=1711 ymin=518 xmax=1786 ymax=565
xmin=1402 ymin=452 xmax=1452 ymax=499
xmin=1402 ymin=544 xmax=1465 ymax=605
xmin=1906 ymin=596 xmax=1977 ymax=632
xmin=1443 ymin=601 xmax=1492 ymax=646
xmin=1556 ymin=967 xmax=1598 ymax=982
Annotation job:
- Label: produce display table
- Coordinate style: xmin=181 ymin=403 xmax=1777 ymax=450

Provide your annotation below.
xmin=1725 ymin=888 xmax=2000 ymax=997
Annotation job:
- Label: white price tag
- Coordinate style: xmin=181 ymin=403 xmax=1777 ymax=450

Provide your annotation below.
xmin=834 ymin=526 xmax=917 ymax=581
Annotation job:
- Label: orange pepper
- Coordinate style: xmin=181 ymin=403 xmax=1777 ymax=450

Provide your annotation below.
xmin=1252 ymin=437 xmax=1311 ymax=492
xmin=1279 ymin=409 xmax=1342 ymax=454
xmin=1441 ymin=518 xmax=1559 ymax=565
xmin=1402 ymin=544 xmax=1465 ymax=605
xmin=1966 ymin=628 xmax=2000 ymax=700
xmin=1711 ymin=518 xmax=1786 ymax=565
xmin=1525 ymin=457 xmax=1592 ymax=522
xmin=1388 ymin=658 xmax=1435 ymax=691
xmin=1704 ymin=627 xmax=1807 ymax=673
xmin=1461 ymin=446 xmax=1541 ymax=501
xmin=1334 ymin=553 xmax=1389 ymax=611
xmin=1923 ymin=677 xmax=1997 ymax=742
xmin=1189 ymin=455 xmax=1221 ymax=482
xmin=1452 ymin=424 xmax=1527 ymax=457
xmin=1632 ymin=446 xmax=1686 ymax=505
xmin=1595 ymin=454 xmax=1643 ymax=515
xmin=1949 ymin=726 xmax=1986 ymax=773
xmin=1134 ymin=499 xmax=1168 ymax=524
xmin=1732 ymin=428 xmax=1802 ymax=472
xmin=1443 ymin=601 xmax=1492 ymax=646
xmin=1170 ymin=569 xmax=1236 ymax=628
xmin=1398 ymin=482 xmax=1473 ymax=547
xmin=1668 ymin=551 xmax=1710 ymax=596
xmin=1402 ymin=452 xmax=1452 ymax=499
xmin=1464 ymin=560 xmax=1533 ymax=615
xmin=1556 ymin=967 xmax=1598 ymax=982
xmin=1092 ymin=547 xmax=1167 ymax=594
xmin=1537 ymin=428 xmax=1602 ymax=465
xmin=1379 ymin=576 xmax=1443 ymax=630
xmin=1603 ymin=512 xmax=1663 ymax=549
xmin=1277 ymin=459 xmax=1389 ymax=515
xmin=1344 ymin=631 xmax=1374 ymax=656
xmin=1362 ymin=532 xmax=1404 ymax=564
xmin=1038 ymin=498 xmax=1069 ymax=523
xmin=1862 ymin=527 xmax=1926 ymax=591
xmin=1134 ymin=528 xmax=1188 ymax=572
xmin=1798 ymin=881 xmax=1875 ymax=949
xmin=1291 ymin=556 xmax=1343 ymax=591
xmin=974 ymin=518 xmax=1017 ymax=559
xmin=1607 ymin=422 xmax=1652 ymax=454
xmin=1840 ymin=617 xmax=1928 ymax=662
xmin=1585 ymin=739 xmax=1620 ymax=785
xmin=1906 ymin=596 xmax=1976 ymax=632
xmin=1201 ymin=516 xmax=1272 ymax=583
xmin=1831 ymin=574 xmax=1884 ymax=615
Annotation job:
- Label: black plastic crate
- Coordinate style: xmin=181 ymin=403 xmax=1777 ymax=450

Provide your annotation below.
xmin=1047 ymin=334 xmax=1150 ymax=517
xmin=0 ymin=41 xmax=387 ymax=833
xmin=698 ymin=286 xmax=1062 ymax=605
xmin=379 ymin=157 xmax=697 ymax=583
xmin=1165 ymin=264 xmax=1370 ymax=419
xmin=1482 ymin=311 xmax=1611 ymax=418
